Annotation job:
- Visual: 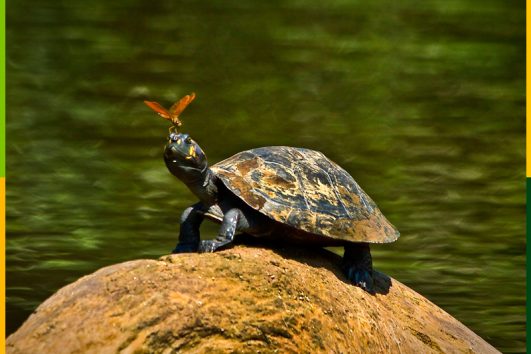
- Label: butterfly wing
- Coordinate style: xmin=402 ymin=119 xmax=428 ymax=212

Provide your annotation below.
xmin=144 ymin=101 xmax=171 ymax=120
xmin=169 ymin=92 xmax=196 ymax=125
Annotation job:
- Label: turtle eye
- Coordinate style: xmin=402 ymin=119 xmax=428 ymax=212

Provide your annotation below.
xmin=168 ymin=133 xmax=178 ymax=142
xmin=185 ymin=136 xmax=192 ymax=144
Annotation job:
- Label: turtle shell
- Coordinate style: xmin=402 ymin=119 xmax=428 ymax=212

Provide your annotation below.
xmin=211 ymin=146 xmax=399 ymax=243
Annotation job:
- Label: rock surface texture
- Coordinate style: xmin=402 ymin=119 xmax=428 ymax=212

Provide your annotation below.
xmin=7 ymin=246 xmax=499 ymax=354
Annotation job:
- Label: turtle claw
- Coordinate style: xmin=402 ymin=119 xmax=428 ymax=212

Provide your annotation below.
xmin=342 ymin=244 xmax=375 ymax=294
xmin=346 ymin=267 xmax=375 ymax=294
xmin=198 ymin=239 xmax=233 ymax=253
xmin=198 ymin=240 xmax=217 ymax=253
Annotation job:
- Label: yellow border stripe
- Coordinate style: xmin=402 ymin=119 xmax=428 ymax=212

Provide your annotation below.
xmin=527 ymin=0 xmax=530 ymax=176
xmin=0 ymin=178 xmax=5 ymax=351
xmin=1 ymin=0 xmax=6 ymax=349
xmin=0 ymin=0 xmax=4 ymax=178
xmin=526 ymin=2 xmax=530 ymax=353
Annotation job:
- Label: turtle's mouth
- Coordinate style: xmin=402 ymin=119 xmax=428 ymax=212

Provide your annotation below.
xmin=164 ymin=143 xmax=208 ymax=173
xmin=164 ymin=144 xmax=196 ymax=164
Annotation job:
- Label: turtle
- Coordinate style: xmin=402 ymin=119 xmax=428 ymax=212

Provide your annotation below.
xmin=145 ymin=95 xmax=399 ymax=293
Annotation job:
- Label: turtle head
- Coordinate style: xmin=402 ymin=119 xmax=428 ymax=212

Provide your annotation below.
xmin=164 ymin=132 xmax=207 ymax=182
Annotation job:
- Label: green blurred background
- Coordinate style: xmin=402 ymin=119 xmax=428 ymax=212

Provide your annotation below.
xmin=6 ymin=0 xmax=524 ymax=352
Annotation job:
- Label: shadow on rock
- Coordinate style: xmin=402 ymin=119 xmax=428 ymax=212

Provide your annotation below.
xmin=233 ymin=234 xmax=392 ymax=295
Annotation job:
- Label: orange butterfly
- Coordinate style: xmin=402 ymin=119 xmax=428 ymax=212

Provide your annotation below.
xmin=144 ymin=92 xmax=196 ymax=127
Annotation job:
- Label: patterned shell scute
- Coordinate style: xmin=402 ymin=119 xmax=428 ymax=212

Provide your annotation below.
xmin=211 ymin=146 xmax=399 ymax=243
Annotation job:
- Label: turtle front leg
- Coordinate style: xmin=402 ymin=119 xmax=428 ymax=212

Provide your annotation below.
xmin=199 ymin=208 xmax=247 ymax=253
xmin=172 ymin=203 xmax=204 ymax=253
xmin=342 ymin=243 xmax=375 ymax=294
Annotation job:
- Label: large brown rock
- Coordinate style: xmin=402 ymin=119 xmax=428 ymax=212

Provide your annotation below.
xmin=7 ymin=246 xmax=499 ymax=353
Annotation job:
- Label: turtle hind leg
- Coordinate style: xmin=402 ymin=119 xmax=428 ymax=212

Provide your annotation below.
xmin=342 ymin=243 xmax=375 ymax=294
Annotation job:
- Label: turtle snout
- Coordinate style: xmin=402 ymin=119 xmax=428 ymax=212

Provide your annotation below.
xmin=164 ymin=143 xmax=182 ymax=161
